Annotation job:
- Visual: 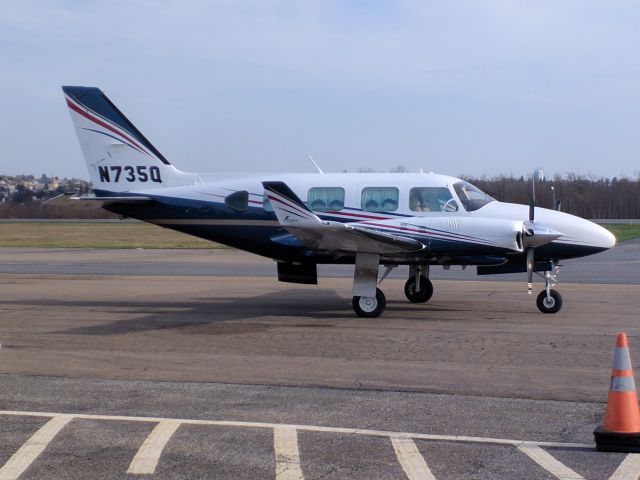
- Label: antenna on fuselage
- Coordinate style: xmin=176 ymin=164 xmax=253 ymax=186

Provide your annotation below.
xmin=308 ymin=154 xmax=324 ymax=174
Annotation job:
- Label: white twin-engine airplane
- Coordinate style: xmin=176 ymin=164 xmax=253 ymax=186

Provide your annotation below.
xmin=49 ymin=86 xmax=616 ymax=317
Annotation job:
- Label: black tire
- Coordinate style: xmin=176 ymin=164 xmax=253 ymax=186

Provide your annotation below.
xmin=352 ymin=288 xmax=386 ymax=317
xmin=404 ymin=276 xmax=434 ymax=303
xmin=536 ymin=289 xmax=563 ymax=314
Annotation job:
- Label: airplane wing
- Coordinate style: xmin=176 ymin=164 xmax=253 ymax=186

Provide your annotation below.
xmin=263 ymin=181 xmax=425 ymax=254
xmin=42 ymin=193 xmax=154 ymax=210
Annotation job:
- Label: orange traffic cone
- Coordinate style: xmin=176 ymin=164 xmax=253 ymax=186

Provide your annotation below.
xmin=594 ymin=333 xmax=640 ymax=452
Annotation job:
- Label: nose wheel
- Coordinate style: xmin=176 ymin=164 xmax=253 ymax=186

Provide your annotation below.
xmin=352 ymin=288 xmax=386 ymax=317
xmin=535 ymin=264 xmax=563 ymax=314
xmin=536 ymin=289 xmax=562 ymax=313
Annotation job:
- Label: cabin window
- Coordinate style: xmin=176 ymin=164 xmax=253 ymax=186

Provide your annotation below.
xmin=361 ymin=187 xmax=399 ymax=212
xmin=225 ymin=190 xmax=249 ymax=212
xmin=409 ymin=187 xmax=459 ymax=213
xmin=307 ymin=187 xmax=345 ymax=212
xmin=263 ymin=192 xmax=274 ymax=212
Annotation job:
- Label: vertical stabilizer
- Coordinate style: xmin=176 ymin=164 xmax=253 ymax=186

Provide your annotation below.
xmin=62 ymin=86 xmax=196 ymax=193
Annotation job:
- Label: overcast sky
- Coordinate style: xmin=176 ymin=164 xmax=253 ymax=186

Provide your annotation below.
xmin=1 ymin=1 xmax=639 ymax=179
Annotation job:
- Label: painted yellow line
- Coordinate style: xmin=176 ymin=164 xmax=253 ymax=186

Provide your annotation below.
xmin=0 ymin=410 xmax=593 ymax=449
xmin=609 ymin=453 xmax=640 ymax=480
xmin=517 ymin=444 xmax=584 ymax=480
xmin=274 ymin=426 xmax=304 ymax=480
xmin=127 ymin=420 xmax=181 ymax=475
xmin=0 ymin=415 xmax=73 ymax=480
xmin=391 ymin=436 xmax=436 ymax=480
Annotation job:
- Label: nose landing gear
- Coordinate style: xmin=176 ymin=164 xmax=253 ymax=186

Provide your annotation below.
xmin=535 ymin=263 xmax=563 ymax=314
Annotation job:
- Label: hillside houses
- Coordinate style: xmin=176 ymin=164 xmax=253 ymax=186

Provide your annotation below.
xmin=0 ymin=175 xmax=90 ymax=204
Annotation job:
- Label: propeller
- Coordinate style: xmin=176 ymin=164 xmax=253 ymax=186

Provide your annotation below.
xmin=526 ymin=176 xmax=536 ymax=294
xmin=521 ymin=173 xmax=562 ymax=294
xmin=550 ymin=185 xmax=561 ymax=211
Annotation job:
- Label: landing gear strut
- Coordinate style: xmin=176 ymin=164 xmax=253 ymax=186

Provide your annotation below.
xmin=351 ymin=253 xmax=387 ymax=317
xmin=536 ymin=263 xmax=563 ymax=314
xmin=404 ymin=265 xmax=433 ymax=303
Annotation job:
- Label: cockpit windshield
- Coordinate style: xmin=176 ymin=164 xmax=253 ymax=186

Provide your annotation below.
xmin=452 ymin=181 xmax=495 ymax=212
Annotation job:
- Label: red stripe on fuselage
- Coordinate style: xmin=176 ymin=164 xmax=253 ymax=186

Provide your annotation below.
xmin=325 ymin=210 xmax=390 ymax=221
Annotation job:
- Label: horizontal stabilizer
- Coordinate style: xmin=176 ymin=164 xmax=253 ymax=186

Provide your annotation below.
xmin=42 ymin=193 xmax=153 ymax=210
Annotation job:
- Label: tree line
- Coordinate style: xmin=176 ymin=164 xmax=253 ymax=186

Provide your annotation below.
xmin=1 ymin=172 xmax=639 ymax=219
xmin=466 ymin=174 xmax=640 ymax=219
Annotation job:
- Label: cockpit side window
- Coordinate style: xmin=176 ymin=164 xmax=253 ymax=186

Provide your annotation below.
xmin=409 ymin=187 xmax=458 ymax=213
xmin=452 ymin=181 xmax=495 ymax=211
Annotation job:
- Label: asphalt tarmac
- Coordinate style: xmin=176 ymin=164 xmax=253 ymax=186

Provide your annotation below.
xmin=0 ymin=237 xmax=638 ymax=284
xmin=0 ymin=241 xmax=639 ymax=479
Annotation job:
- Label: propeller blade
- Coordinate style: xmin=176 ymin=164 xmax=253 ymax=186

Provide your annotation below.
xmin=529 ymin=175 xmax=536 ymax=222
xmin=526 ymin=247 xmax=534 ymax=294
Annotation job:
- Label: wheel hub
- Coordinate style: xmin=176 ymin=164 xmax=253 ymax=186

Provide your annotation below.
xmin=543 ymin=296 xmax=556 ymax=309
xmin=358 ymin=297 xmax=378 ymax=313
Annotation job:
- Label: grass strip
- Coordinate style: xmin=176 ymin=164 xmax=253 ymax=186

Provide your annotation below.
xmin=601 ymin=224 xmax=640 ymax=243
xmin=0 ymin=222 xmax=225 ymax=249
xmin=0 ymin=221 xmax=636 ymax=249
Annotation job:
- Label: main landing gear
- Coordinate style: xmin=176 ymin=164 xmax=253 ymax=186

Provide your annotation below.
xmin=404 ymin=265 xmax=433 ymax=303
xmin=535 ymin=263 xmax=563 ymax=314
xmin=350 ymin=256 xmax=435 ymax=317
xmin=352 ymin=288 xmax=386 ymax=317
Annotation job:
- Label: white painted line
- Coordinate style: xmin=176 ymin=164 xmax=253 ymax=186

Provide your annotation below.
xmin=517 ymin=444 xmax=585 ymax=480
xmin=0 ymin=410 xmax=592 ymax=449
xmin=391 ymin=436 xmax=436 ymax=480
xmin=274 ymin=426 xmax=304 ymax=480
xmin=0 ymin=415 xmax=73 ymax=480
xmin=609 ymin=453 xmax=640 ymax=480
xmin=127 ymin=420 xmax=181 ymax=475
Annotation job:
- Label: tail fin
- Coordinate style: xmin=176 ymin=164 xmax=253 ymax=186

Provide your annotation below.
xmin=62 ymin=86 xmax=196 ymax=192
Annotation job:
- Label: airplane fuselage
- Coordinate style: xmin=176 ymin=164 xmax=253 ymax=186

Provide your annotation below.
xmin=97 ymin=172 xmax=615 ymax=267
